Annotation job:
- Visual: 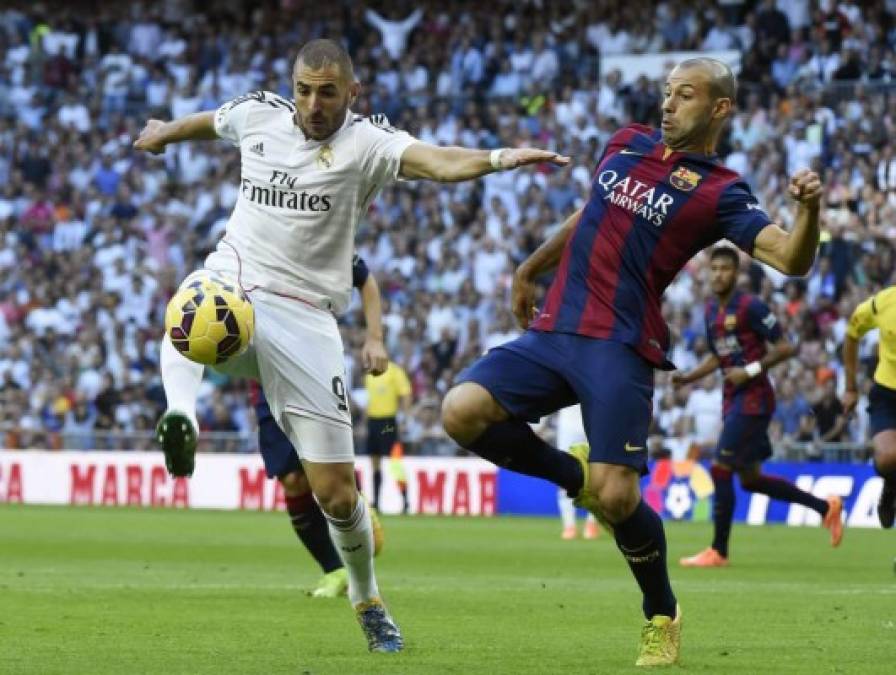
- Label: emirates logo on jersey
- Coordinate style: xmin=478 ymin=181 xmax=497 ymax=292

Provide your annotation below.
xmin=241 ymin=176 xmax=332 ymax=211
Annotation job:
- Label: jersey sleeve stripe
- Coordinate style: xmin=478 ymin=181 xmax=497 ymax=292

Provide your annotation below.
xmin=271 ymin=95 xmax=296 ymax=112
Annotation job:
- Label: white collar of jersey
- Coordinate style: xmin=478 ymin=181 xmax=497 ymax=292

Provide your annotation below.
xmin=292 ymin=109 xmax=353 ymax=145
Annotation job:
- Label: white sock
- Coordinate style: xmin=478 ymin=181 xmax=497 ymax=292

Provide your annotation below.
xmin=558 ymin=490 xmax=576 ymax=529
xmin=324 ymin=496 xmax=380 ymax=606
xmin=160 ymin=333 xmax=203 ymax=431
xmin=585 ymin=512 xmax=598 ymax=525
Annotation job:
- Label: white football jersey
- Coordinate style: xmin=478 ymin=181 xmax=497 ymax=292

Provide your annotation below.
xmin=206 ymin=90 xmax=416 ymax=313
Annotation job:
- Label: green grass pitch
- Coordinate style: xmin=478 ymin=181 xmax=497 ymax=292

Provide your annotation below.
xmin=1 ymin=504 xmax=895 ymax=674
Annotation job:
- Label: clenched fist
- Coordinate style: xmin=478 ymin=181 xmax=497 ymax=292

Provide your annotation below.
xmin=788 ymin=169 xmax=822 ymax=208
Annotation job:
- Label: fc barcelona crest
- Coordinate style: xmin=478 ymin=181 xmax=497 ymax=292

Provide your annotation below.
xmin=669 ymin=166 xmax=701 ymax=192
xmin=316 ymin=144 xmax=334 ymax=170
xmin=724 ymin=314 xmax=738 ymax=331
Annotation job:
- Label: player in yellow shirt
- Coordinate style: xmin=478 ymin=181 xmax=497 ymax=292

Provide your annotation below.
xmin=364 ymin=360 xmax=412 ymax=511
xmin=842 ymin=286 xmax=896 ymax=527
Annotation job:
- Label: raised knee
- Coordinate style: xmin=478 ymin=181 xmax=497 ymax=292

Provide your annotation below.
xmin=441 ymin=386 xmax=484 ymax=440
xmin=590 ymin=466 xmax=641 ymax=523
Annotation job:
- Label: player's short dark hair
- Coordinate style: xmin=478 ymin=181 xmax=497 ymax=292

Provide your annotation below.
xmin=294 ymin=38 xmax=354 ymax=79
xmin=677 ymin=57 xmax=737 ymax=102
xmin=710 ymin=245 xmax=739 ymax=267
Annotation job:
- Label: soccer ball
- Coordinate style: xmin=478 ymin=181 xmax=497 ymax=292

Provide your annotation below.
xmin=164 ymin=272 xmax=254 ymax=366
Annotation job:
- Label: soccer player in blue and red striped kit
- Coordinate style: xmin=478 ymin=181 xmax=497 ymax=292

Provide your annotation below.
xmin=442 ymin=57 xmax=823 ymax=666
xmin=673 ymin=246 xmax=843 ymax=569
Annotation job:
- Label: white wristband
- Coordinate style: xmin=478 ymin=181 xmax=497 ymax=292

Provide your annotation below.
xmin=489 ymin=148 xmax=506 ymax=170
xmin=744 ymin=361 xmax=762 ymax=378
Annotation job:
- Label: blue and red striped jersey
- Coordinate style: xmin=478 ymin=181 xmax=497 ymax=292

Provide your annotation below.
xmin=531 ymin=124 xmax=773 ymax=369
xmin=705 ymin=291 xmax=782 ymax=416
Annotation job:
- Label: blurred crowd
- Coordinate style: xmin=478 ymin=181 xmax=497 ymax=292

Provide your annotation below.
xmin=0 ymin=0 xmax=894 ymax=460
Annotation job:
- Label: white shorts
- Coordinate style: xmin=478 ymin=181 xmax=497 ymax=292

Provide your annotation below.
xmin=556 ymin=404 xmax=586 ymax=451
xmin=188 ymin=269 xmax=354 ymax=464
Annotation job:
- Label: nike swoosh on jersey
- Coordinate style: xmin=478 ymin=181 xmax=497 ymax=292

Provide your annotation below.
xmin=624 ymin=442 xmax=644 ymax=452
xmin=619 ymin=149 xmax=644 ymax=156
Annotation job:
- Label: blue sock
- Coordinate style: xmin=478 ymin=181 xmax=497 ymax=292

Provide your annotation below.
xmin=741 ymin=473 xmax=828 ymax=516
xmin=710 ymin=465 xmax=735 ymax=558
xmin=613 ymin=500 xmax=677 ymax=619
xmin=286 ymin=494 xmax=342 ymax=574
xmin=467 ymin=420 xmax=584 ymax=495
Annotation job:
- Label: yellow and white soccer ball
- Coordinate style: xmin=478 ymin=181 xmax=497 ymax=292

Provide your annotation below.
xmin=164 ymin=271 xmax=254 ymax=366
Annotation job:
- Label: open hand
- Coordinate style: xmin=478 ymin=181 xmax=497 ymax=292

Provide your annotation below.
xmin=498 ymin=148 xmax=570 ymax=169
xmin=133 ymin=119 xmax=169 ymax=154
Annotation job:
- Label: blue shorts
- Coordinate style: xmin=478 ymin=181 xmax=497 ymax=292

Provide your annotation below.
xmin=868 ymin=383 xmax=896 ymax=436
xmin=457 ymin=331 xmax=653 ymax=475
xmin=715 ymin=414 xmax=772 ymax=470
xmin=256 ymin=399 xmax=302 ymax=479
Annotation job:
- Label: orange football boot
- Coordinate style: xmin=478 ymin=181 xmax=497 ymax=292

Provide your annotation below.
xmin=679 ymin=547 xmax=729 ymax=568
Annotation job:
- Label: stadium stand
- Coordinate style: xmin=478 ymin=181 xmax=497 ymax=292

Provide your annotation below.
xmin=0 ymin=0 xmax=892 ymax=462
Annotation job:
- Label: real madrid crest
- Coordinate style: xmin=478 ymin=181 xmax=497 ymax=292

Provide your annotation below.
xmin=724 ymin=314 xmax=738 ymax=331
xmin=669 ymin=166 xmax=702 ymax=192
xmin=316 ymin=144 xmax=334 ymax=170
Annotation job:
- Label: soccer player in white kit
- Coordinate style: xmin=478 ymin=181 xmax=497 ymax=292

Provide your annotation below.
xmin=133 ymin=39 xmax=567 ymax=653
xmin=555 ymin=405 xmax=600 ymax=540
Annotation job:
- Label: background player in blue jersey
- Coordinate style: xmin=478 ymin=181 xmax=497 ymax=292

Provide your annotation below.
xmin=441 ymin=57 xmax=823 ymax=666
xmin=253 ymin=254 xmax=387 ymax=598
xmin=673 ymin=247 xmax=843 ymax=568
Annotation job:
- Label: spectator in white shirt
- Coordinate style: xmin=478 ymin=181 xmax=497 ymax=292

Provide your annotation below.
xmin=426 ymin=292 xmax=457 ymax=344
xmin=473 ymin=237 xmax=509 ymax=296
xmin=684 ymin=377 xmax=723 ymax=448
xmin=784 ymin=123 xmax=822 ymax=176
xmin=701 ymin=14 xmax=737 ymax=51
xmin=490 ymin=59 xmax=522 ymax=98
xmin=530 ymin=33 xmax=559 ymax=84
xmin=57 ymin=94 xmax=91 ymax=133
xmin=365 ymin=7 xmax=423 ymax=60
xmin=724 ymin=140 xmax=749 ymax=176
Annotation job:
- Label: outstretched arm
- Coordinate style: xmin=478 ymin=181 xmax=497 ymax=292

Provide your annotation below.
xmin=133 ymin=111 xmax=218 ymax=155
xmin=751 ymin=169 xmax=822 ymax=276
xmin=399 ymin=143 xmax=569 ymax=182
xmin=510 ymin=208 xmax=581 ymax=328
